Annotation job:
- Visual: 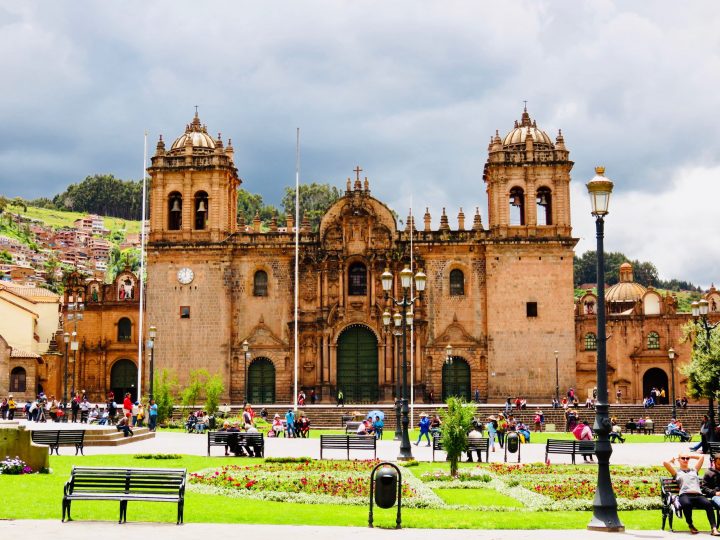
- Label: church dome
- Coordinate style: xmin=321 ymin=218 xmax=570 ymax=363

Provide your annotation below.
xmin=606 ymin=263 xmax=646 ymax=304
xmin=502 ymin=107 xmax=553 ymax=148
xmin=170 ymin=111 xmax=216 ymax=151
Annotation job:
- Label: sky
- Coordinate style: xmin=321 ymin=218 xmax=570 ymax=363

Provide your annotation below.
xmin=1 ymin=1 xmax=719 ymax=287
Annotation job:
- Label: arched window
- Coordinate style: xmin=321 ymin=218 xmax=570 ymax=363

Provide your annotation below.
xmin=585 ymin=332 xmax=597 ymax=351
xmin=194 ymin=191 xmax=209 ymax=230
xmin=647 ymin=331 xmax=660 ymax=350
xmin=253 ymin=270 xmax=268 ymax=297
xmin=509 ymin=186 xmax=525 ymax=226
xmin=168 ymin=192 xmax=182 ymax=230
xmin=449 ymin=269 xmax=465 ymax=296
xmin=10 ymin=367 xmax=26 ymax=393
xmin=536 ymin=186 xmax=552 ymax=225
xmin=348 ymin=262 xmax=367 ymax=296
xmin=118 ymin=317 xmax=132 ymax=342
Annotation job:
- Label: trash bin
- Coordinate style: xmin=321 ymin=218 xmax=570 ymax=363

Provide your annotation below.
xmin=374 ymin=465 xmax=398 ymax=509
xmin=208 ymin=415 xmax=216 ymax=430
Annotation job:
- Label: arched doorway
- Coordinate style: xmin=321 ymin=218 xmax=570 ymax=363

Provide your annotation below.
xmin=643 ymin=367 xmax=668 ymax=402
xmin=248 ymin=358 xmax=275 ymax=404
xmin=442 ymin=357 xmax=471 ymax=402
xmin=111 ymin=359 xmax=138 ymax=403
xmin=337 ymin=325 xmax=378 ymax=403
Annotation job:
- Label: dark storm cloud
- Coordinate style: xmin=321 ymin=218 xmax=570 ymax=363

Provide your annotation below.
xmin=1 ymin=0 xmax=719 ymax=284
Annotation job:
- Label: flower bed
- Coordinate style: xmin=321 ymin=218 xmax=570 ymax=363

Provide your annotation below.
xmin=0 ymin=456 xmax=32 ymax=475
xmin=189 ymin=459 xmax=442 ymax=508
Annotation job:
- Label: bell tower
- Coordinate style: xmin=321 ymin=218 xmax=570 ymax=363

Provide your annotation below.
xmin=148 ymin=111 xmax=240 ymax=243
xmin=483 ymin=106 xmax=572 ymax=238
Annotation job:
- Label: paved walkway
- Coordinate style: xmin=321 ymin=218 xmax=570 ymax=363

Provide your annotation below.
xmin=13 ymin=422 xmax=688 ymax=465
xmin=0 ymin=521 xmax=676 ymax=538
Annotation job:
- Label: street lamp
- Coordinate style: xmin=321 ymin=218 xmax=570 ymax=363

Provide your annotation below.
xmin=445 ymin=344 xmax=453 ymax=365
xmin=63 ymin=332 xmax=70 ymax=414
xmin=70 ymin=331 xmax=79 ymax=396
xmin=381 ymin=266 xmax=426 ymax=460
xmin=242 ymin=340 xmax=251 ymax=404
xmin=147 ymin=325 xmax=157 ymax=401
xmin=692 ymin=299 xmax=719 ymax=442
xmin=554 ymin=350 xmax=560 ymax=407
xmin=382 ymin=309 xmax=404 ymax=441
xmin=66 ymin=291 xmax=84 ymax=397
xmin=668 ymin=347 xmax=676 ymax=419
xmin=586 ymin=166 xmax=624 ymax=532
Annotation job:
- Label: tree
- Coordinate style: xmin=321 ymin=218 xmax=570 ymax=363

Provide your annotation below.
xmin=237 ymin=189 xmax=283 ymax=226
xmin=153 ymin=369 xmax=178 ymax=425
xmin=53 ymin=174 xmax=143 ymax=220
xmin=438 ymin=397 xmax=476 ymax=477
xmin=0 ymin=250 xmax=12 ymax=263
xmin=681 ymin=321 xmax=720 ymax=406
xmin=282 ymin=182 xmax=341 ymax=231
xmin=105 ymin=247 xmax=140 ymax=283
xmin=181 ymin=369 xmax=209 ymax=409
xmin=204 ymin=373 xmax=225 ymax=416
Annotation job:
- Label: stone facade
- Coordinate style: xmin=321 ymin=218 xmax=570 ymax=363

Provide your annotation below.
xmin=144 ymin=108 xmax=578 ymax=404
xmin=54 ymin=270 xmax=142 ymax=403
xmin=575 ymin=273 xmax=720 ymax=404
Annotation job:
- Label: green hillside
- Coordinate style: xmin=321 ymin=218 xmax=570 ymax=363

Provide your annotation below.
xmin=6 ymin=203 xmax=141 ymax=235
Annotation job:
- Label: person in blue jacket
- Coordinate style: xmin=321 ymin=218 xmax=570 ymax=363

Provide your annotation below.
xmin=414 ymin=413 xmax=431 ymax=446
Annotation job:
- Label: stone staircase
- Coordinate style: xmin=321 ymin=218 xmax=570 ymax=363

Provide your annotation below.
xmin=175 ymin=403 xmax=711 ymax=431
xmin=82 ymin=426 xmax=155 ymax=446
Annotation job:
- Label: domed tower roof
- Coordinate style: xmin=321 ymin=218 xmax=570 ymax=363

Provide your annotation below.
xmin=502 ymin=106 xmax=553 ymax=148
xmin=606 ymin=262 xmax=646 ymax=304
xmin=169 ymin=111 xmax=217 ymax=152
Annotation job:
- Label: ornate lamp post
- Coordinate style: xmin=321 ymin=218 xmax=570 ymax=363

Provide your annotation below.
xmin=63 ymin=332 xmax=70 ymax=413
xmin=692 ymin=299 xmax=719 ymax=442
xmin=381 ymin=266 xmax=426 ymax=461
xmin=242 ymin=340 xmax=251 ymax=404
xmin=147 ymin=325 xmax=157 ymax=401
xmin=587 ymin=166 xmax=624 ymax=532
xmin=554 ymin=350 xmax=560 ymax=406
xmin=66 ymin=290 xmax=84 ymax=398
xmin=383 ymin=310 xmax=404 ymax=441
xmin=70 ymin=331 xmax=79 ymax=396
xmin=668 ymin=348 xmax=677 ymax=419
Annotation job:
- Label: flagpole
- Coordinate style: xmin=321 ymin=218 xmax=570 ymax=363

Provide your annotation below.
xmin=136 ymin=131 xmax=148 ymax=400
xmin=294 ymin=128 xmax=300 ymax=411
xmin=409 ymin=202 xmax=415 ymax=428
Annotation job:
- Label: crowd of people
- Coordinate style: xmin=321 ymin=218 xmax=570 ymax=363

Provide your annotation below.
xmin=0 ymin=390 xmax=159 ymax=437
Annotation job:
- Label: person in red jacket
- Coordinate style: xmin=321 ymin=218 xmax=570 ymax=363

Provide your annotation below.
xmin=123 ymin=393 xmax=133 ymax=420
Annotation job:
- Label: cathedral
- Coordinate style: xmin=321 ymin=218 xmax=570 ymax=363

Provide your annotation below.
xmin=8 ymin=108 xmax=717 ymax=406
xmin=144 ymin=108 xmax=578 ymax=404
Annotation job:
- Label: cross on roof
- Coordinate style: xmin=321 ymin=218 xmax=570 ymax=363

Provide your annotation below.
xmin=354 ymin=166 xmax=363 ymax=182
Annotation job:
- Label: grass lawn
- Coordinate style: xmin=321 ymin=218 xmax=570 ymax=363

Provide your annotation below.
xmin=0 ymin=454 xmax=698 ymax=529
xmin=433 ymin=487 xmax=523 ymax=507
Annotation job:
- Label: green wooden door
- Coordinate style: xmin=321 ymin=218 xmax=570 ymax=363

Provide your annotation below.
xmin=111 ymin=359 xmax=138 ymax=402
xmin=442 ymin=357 xmax=471 ymax=401
xmin=337 ymin=325 xmax=378 ymax=403
xmin=248 ymin=358 xmax=275 ymax=404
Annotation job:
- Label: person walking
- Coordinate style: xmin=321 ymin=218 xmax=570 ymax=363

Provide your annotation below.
xmin=414 ymin=413 xmax=431 ymax=446
xmin=337 ymin=390 xmax=344 ymax=407
xmin=285 ymin=408 xmax=295 ymax=438
xmin=148 ymin=399 xmax=158 ymax=431
xmin=485 ymin=415 xmax=498 ymax=453
xmin=663 ymin=452 xmax=719 ymax=535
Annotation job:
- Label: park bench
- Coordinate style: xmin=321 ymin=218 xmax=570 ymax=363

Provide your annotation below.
xmin=432 ymin=434 xmax=490 ymax=462
xmin=708 ymin=442 xmax=720 ymax=456
xmin=544 ymin=439 xmax=596 ymax=464
xmin=320 ymin=434 xmax=376 ymax=459
xmin=660 ymin=477 xmax=682 ymax=531
xmin=31 ymin=429 xmax=86 ymax=455
xmin=345 ymin=421 xmax=363 ymax=434
xmin=207 ymin=431 xmax=264 ymax=457
xmin=62 ymin=466 xmax=186 ymax=524
xmin=663 ymin=429 xmax=691 ymax=443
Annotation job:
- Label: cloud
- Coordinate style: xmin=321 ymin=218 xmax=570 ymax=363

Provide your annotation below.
xmin=0 ymin=0 xmax=718 ymax=284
